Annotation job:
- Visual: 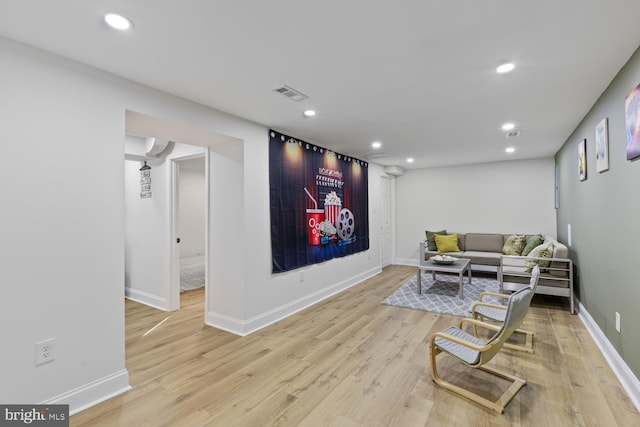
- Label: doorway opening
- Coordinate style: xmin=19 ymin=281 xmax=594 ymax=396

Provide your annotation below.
xmin=124 ymin=109 xmax=246 ymax=336
xmin=172 ymin=155 xmax=207 ymax=309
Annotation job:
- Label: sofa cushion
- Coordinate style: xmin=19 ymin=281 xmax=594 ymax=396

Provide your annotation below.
xmin=521 ymin=234 xmax=543 ymax=256
xmin=502 ymin=234 xmax=526 ymax=255
xmin=435 ymin=233 xmax=460 ymax=253
xmin=462 ymin=251 xmax=502 ymax=266
xmin=464 ymin=233 xmax=504 ymax=252
xmin=425 ymin=229 xmax=446 ymax=251
xmin=453 ymin=233 xmax=465 ymax=251
xmin=524 ymin=241 xmax=554 ymax=272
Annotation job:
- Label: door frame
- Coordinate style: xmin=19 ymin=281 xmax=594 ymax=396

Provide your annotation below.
xmin=380 ymin=175 xmax=393 ymax=267
xmin=168 ymin=152 xmax=208 ymax=310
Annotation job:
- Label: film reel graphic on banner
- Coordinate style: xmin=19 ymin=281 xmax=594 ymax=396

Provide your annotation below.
xmin=336 ymin=208 xmax=355 ymax=241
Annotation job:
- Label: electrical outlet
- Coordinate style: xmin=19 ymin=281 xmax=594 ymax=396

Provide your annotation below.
xmin=615 ymin=312 xmax=621 ymax=333
xmin=36 ymin=338 xmax=55 ymax=366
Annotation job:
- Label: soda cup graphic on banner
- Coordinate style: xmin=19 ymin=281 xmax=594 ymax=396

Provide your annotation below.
xmin=306 ymin=209 xmax=324 ymax=245
xmin=324 ymin=203 xmax=341 ymax=227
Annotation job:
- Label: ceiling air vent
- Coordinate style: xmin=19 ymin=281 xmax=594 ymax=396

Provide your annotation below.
xmin=506 ymin=130 xmax=522 ymax=138
xmin=272 ymin=85 xmax=309 ymax=102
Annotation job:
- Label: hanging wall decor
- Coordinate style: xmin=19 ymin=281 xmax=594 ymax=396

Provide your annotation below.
xmin=578 ymin=139 xmax=587 ymax=181
xmin=140 ymin=161 xmax=152 ymax=198
xmin=595 ymin=118 xmax=609 ymax=172
xmin=269 ymin=129 xmax=369 ymax=273
xmin=625 ymin=83 xmax=640 ymax=161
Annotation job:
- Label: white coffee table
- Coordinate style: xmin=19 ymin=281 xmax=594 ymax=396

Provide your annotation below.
xmin=417 ymin=258 xmax=472 ymax=298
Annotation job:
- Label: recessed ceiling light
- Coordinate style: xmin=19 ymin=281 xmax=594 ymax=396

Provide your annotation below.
xmin=406 ymin=157 xmax=414 ymax=163
xmin=104 ymin=13 xmax=133 ymax=30
xmin=496 ymin=62 xmax=515 ymax=74
xmin=303 ymin=110 xmax=316 ymax=117
xmin=371 ymin=141 xmax=382 ymax=149
xmin=502 ymin=122 xmax=515 ymax=131
xmin=506 ymin=147 xmax=515 ymax=153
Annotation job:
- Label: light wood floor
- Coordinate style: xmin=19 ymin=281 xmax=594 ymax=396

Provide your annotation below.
xmin=71 ymin=265 xmax=639 ymax=426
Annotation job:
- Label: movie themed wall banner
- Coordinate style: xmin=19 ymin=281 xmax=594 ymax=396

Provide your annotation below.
xmin=269 ymin=130 xmax=369 ymax=273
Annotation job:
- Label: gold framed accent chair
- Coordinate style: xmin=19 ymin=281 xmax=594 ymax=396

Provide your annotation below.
xmin=429 ymin=286 xmax=534 ymax=413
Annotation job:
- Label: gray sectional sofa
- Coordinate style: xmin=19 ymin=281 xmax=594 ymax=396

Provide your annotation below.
xmin=419 ymin=232 xmax=574 ymax=313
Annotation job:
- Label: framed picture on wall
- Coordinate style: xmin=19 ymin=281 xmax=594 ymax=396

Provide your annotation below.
xmin=625 ymin=83 xmax=640 ymax=160
xmin=595 ymin=118 xmax=609 ymax=172
xmin=579 ymin=139 xmax=587 ymax=181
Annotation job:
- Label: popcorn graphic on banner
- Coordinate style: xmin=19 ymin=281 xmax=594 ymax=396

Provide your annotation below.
xmin=323 ymin=191 xmax=342 ymax=227
xmin=324 ymin=191 xmax=342 ymax=206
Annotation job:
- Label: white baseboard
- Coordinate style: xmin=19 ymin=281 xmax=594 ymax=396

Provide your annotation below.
xmin=44 ymin=369 xmax=131 ymax=415
xmin=125 ymin=287 xmax=168 ymax=311
xmin=577 ymin=300 xmax=640 ymax=412
xmin=206 ymin=266 xmax=382 ymax=336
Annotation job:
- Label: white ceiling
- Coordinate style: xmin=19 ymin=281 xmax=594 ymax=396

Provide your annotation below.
xmin=2 ymin=1 xmax=640 ymax=169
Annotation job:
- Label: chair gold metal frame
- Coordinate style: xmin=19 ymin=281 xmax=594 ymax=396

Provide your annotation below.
xmin=429 ymin=287 xmax=534 ymax=413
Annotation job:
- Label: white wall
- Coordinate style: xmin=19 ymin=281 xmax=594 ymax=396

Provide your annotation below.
xmin=395 ymin=158 xmax=557 ymax=264
xmin=0 ymin=36 xmax=383 ymax=411
xmin=206 ymin=141 xmax=385 ymax=333
xmin=178 ymin=158 xmax=205 ymax=259
xmin=1 ymin=38 xmax=129 ymax=410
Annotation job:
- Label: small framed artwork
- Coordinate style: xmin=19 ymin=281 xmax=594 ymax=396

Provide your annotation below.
xmin=625 ymin=83 xmax=640 ymax=160
xmin=578 ymin=139 xmax=587 ymax=181
xmin=141 ymin=184 xmax=151 ymax=191
xmin=141 ymin=170 xmax=151 ymax=177
xmin=595 ymin=118 xmax=609 ymax=172
xmin=141 ymin=176 xmax=151 ymax=185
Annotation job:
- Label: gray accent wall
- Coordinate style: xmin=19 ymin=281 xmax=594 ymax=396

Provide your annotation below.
xmin=556 ymin=47 xmax=640 ymax=379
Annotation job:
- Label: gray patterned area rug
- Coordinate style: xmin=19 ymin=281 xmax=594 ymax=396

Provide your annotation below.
xmin=381 ymin=272 xmax=504 ymax=317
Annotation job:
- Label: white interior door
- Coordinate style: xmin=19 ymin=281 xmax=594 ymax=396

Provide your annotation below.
xmin=380 ymin=176 xmax=392 ymax=267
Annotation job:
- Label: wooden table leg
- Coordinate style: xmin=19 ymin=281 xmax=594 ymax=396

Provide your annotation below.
xmin=417 ymin=268 xmax=422 ymax=294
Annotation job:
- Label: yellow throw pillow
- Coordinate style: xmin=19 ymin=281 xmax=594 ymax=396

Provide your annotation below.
xmin=435 ymin=233 xmax=460 ymax=253
xmin=425 ymin=229 xmax=447 ymax=251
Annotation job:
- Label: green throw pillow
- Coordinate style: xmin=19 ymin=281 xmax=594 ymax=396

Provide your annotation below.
xmin=425 ymin=229 xmax=446 ymax=251
xmin=524 ymin=241 xmax=554 ymax=272
xmin=435 ymin=233 xmax=460 ymax=253
xmin=521 ymin=234 xmax=544 ymax=256
xmin=503 ymin=234 xmax=526 ymax=255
